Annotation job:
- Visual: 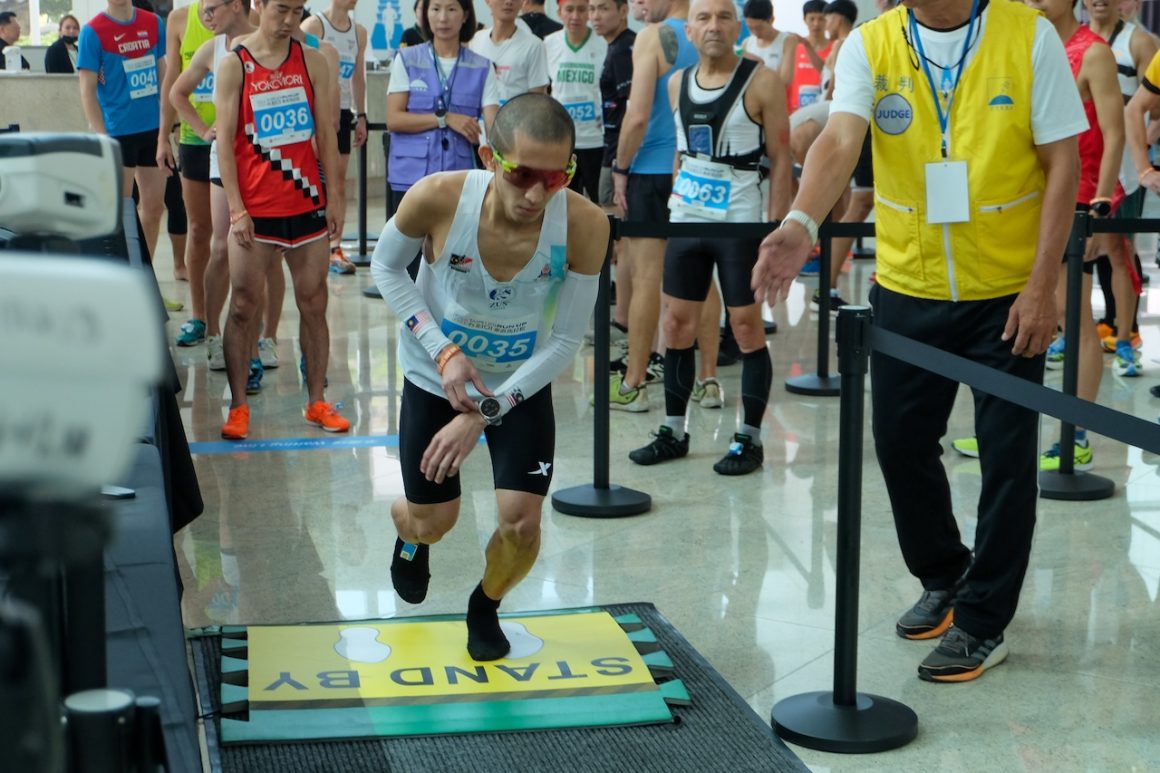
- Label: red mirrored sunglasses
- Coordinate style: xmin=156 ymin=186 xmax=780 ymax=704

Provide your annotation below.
xmin=491 ymin=149 xmax=577 ymax=192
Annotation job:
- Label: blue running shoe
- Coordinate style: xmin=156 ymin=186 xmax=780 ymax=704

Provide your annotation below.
xmin=1045 ymin=336 xmax=1065 ymax=371
xmin=175 ymin=318 xmax=206 ymax=347
xmin=1114 ymin=340 xmax=1142 ymax=377
xmin=246 ymin=358 xmax=264 ymax=395
xmin=299 ymin=354 xmax=329 ymax=387
xmin=799 ymin=257 xmax=820 ymax=277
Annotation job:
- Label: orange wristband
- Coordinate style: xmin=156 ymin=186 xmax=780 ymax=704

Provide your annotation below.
xmin=435 ymin=344 xmax=462 ymax=375
xmin=230 ymin=210 xmax=249 ymax=225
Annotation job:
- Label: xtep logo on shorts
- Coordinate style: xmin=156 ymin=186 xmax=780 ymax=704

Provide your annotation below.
xmin=528 ymin=462 xmax=552 ymax=476
xmin=873 ymin=93 xmax=912 ymax=135
xmin=449 ymin=253 xmax=474 ymax=273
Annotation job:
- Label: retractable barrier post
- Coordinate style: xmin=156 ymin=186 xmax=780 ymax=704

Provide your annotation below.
xmin=1039 ymin=212 xmax=1114 ymax=501
xmin=851 ymin=235 xmax=874 ymax=260
xmin=552 ymin=217 xmax=651 ymax=518
xmin=786 ymin=217 xmax=840 ymax=396
xmin=363 ymin=126 xmax=391 ymax=299
xmin=772 ymin=306 xmax=918 ymax=753
xmin=350 ymin=137 xmax=371 ymax=267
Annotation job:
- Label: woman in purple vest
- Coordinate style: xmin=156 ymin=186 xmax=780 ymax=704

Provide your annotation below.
xmin=386 ymin=0 xmax=501 ymax=213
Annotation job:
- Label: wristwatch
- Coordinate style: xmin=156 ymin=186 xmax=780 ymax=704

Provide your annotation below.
xmin=1089 ymin=198 xmax=1112 ymax=218
xmin=611 ymin=162 xmax=630 ymax=175
xmin=781 ymin=209 xmax=819 ymax=247
xmin=478 ymin=396 xmax=502 ymax=426
xmin=435 ymin=106 xmax=447 ymax=129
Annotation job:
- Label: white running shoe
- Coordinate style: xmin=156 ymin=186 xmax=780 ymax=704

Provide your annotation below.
xmin=207 ymin=335 xmax=226 ymax=371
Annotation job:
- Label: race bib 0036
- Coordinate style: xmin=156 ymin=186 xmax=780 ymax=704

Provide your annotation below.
xmin=249 ymin=87 xmax=315 ymax=147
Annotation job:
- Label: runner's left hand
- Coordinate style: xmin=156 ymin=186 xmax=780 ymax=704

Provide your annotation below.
xmin=355 ymin=115 xmax=368 ymax=147
xmin=421 ymin=412 xmax=486 ymax=483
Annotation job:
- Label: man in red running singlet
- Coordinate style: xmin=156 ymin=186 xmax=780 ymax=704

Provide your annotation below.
xmin=1022 ymin=0 xmax=1128 ymax=469
xmin=215 ymin=0 xmax=350 ymax=440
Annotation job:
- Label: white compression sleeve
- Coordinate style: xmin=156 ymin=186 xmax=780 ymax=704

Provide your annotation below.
xmin=492 ymin=270 xmax=600 ymax=416
xmin=370 ymin=217 xmax=453 ymax=360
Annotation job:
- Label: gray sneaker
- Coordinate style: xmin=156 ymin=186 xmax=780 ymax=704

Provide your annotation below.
xmin=917 ymin=626 xmax=1008 ymax=683
xmin=896 ymin=588 xmax=956 ymax=640
xmin=207 ymin=335 xmax=226 ymax=371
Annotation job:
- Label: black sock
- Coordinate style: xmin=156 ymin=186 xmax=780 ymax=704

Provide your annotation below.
xmin=664 ymin=345 xmax=696 ymax=417
xmin=390 ymin=538 xmax=430 ymax=604
xmin=740 ymin=346 xmax=772 ymax=429
xmin=466 ymin=583 xmax=510 ymax=661
xmin=1094 ymin=255 xmax=1114 ymax=323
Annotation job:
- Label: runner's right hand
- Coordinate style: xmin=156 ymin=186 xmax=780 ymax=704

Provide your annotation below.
xmin=441 ymin=351 xmax=492 ymax=413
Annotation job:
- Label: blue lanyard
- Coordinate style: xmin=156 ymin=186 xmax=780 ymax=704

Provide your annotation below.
xmin=430 ymin=45 xmax=461 ymax=112
xmin=909 ymin=0 xmax=979 ymax=158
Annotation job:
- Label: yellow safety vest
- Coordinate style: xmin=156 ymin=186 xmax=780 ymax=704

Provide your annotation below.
xmin=861 ymin=1 xmax=1043 ymax=301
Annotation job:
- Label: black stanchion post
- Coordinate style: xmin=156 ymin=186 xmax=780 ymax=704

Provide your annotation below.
xmin=364 ymin=131 xmax=391 ymax=298
xmin=851 ymin=235 xmax=874 ymax=260
xmin=772 ymin=306 xmax=917 ymax=753
xmin=786 ymin=216 xmax=840 ymax=396
xmin=1039 ymin=211 xmax=1114 ymax=501
xmin=351 ymin=138 xmax=371 ymax=267
xmin=552 ymin=216 xmax=651 ymax=518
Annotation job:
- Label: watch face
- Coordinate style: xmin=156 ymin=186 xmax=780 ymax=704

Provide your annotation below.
xmin=1092 ymin=201 xmax=1111 ymax=217
xmin=480 ymin=398 xmax=501 ymax=419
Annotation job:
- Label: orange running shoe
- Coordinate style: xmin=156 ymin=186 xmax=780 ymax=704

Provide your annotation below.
xmin=304 ymin=401 xmax=350 ymax=432
xmin=329 ymin=247 xmax=356 ymax=275
xmin=221 ymin=404 xmax=250 ymax=440
xmin=1096 ymin=322 xmax=1116 ymax=341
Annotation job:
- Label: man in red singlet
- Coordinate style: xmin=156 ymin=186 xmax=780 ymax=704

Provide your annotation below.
xmin=1028 ymin=0 xmax=1126 ymax=468
xmin=215 ymin=0 xmax=350 ymax=440
xmin=786 ymin=0 xmax=830 ymax=112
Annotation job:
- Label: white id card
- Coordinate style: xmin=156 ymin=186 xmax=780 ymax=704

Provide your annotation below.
xmin=924 ymin=160 xmax=970 ymax=224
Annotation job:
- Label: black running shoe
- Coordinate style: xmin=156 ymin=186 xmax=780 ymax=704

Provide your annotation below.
xmin=718 ymin=331 xmax=741 ymax=366
xmin=629 ymin=426 xmax=689 ymax=466
xmin=645 ymin=352 xmax=664 ymax=383
xmin=917 ymin=627 xmax=1008 ymax=683
xmin=390 ymin=538 xmax=430 ymax=604
xmin=712 ymin=433 xmax=763 ymax=475
xmin=896 ymin=588 xmax=956 ymax=640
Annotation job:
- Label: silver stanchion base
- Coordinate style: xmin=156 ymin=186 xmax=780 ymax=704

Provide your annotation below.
xmin=362 ymin=285 xmax=383 ymax=299
xmin=772 ymin=691 xmax=917 ymax=754
xmin=785 ymin=374 xmax=841 ymax=396
xmin=348 ymin=253 xmax=372 ymax=268
xmin=1038 ymin=470 xmax=1115 ymax=501
xmin=552 ymin=485 xmax=651 ymax=518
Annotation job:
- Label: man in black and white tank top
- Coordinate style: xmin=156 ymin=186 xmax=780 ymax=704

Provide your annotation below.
xmin=627 ymin=0 xmax=791 ymax=477
xmin=302 ymin=0 xmax=368 ymax=273
xmin=371 ymin=95 xmax=609 ymax=661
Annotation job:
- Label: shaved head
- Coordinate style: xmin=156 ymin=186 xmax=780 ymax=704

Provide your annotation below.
xmin=489 ymin=93 xmax=577 ymax=156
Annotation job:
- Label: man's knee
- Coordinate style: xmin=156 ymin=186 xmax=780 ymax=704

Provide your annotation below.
xmin=729 ymin=308 xmax=765 ymax=350
xmin=663 ymin=306 xmax=698 ymax=348
xmin=497 ymin=510 xmax=542 ymax=551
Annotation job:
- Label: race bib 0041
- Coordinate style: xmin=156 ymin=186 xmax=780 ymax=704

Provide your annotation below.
xmin=123 ymin=55 xmax=159 ymax=100
xmin=249 ymin=87 xmax=315 ymax=147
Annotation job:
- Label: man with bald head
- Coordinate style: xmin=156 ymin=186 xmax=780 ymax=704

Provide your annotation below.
xmin=628 ymin=0 xmax=790 ymax=474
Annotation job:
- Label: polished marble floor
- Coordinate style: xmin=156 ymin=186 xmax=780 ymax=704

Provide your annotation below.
xmin=161 ymin=201 xmax=1160 ymax=772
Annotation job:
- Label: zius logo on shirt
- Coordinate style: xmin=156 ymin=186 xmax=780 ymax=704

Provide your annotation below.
xmin=488 ymin=286 xmax=514 ymax=309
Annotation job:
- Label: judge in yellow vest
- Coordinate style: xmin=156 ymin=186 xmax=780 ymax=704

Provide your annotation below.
xmin=752 ymin=0 xmax=1087 ymax=683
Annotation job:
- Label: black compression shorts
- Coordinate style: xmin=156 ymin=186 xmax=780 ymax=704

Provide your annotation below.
xmin=663 ymin=236 xmax=762 ymax=307
xmin=399 ymin=378 xmax=556 ymax=504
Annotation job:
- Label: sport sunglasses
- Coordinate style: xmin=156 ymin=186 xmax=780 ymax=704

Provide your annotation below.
xmin=491 ymin=149 xmax=577 ymax=192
